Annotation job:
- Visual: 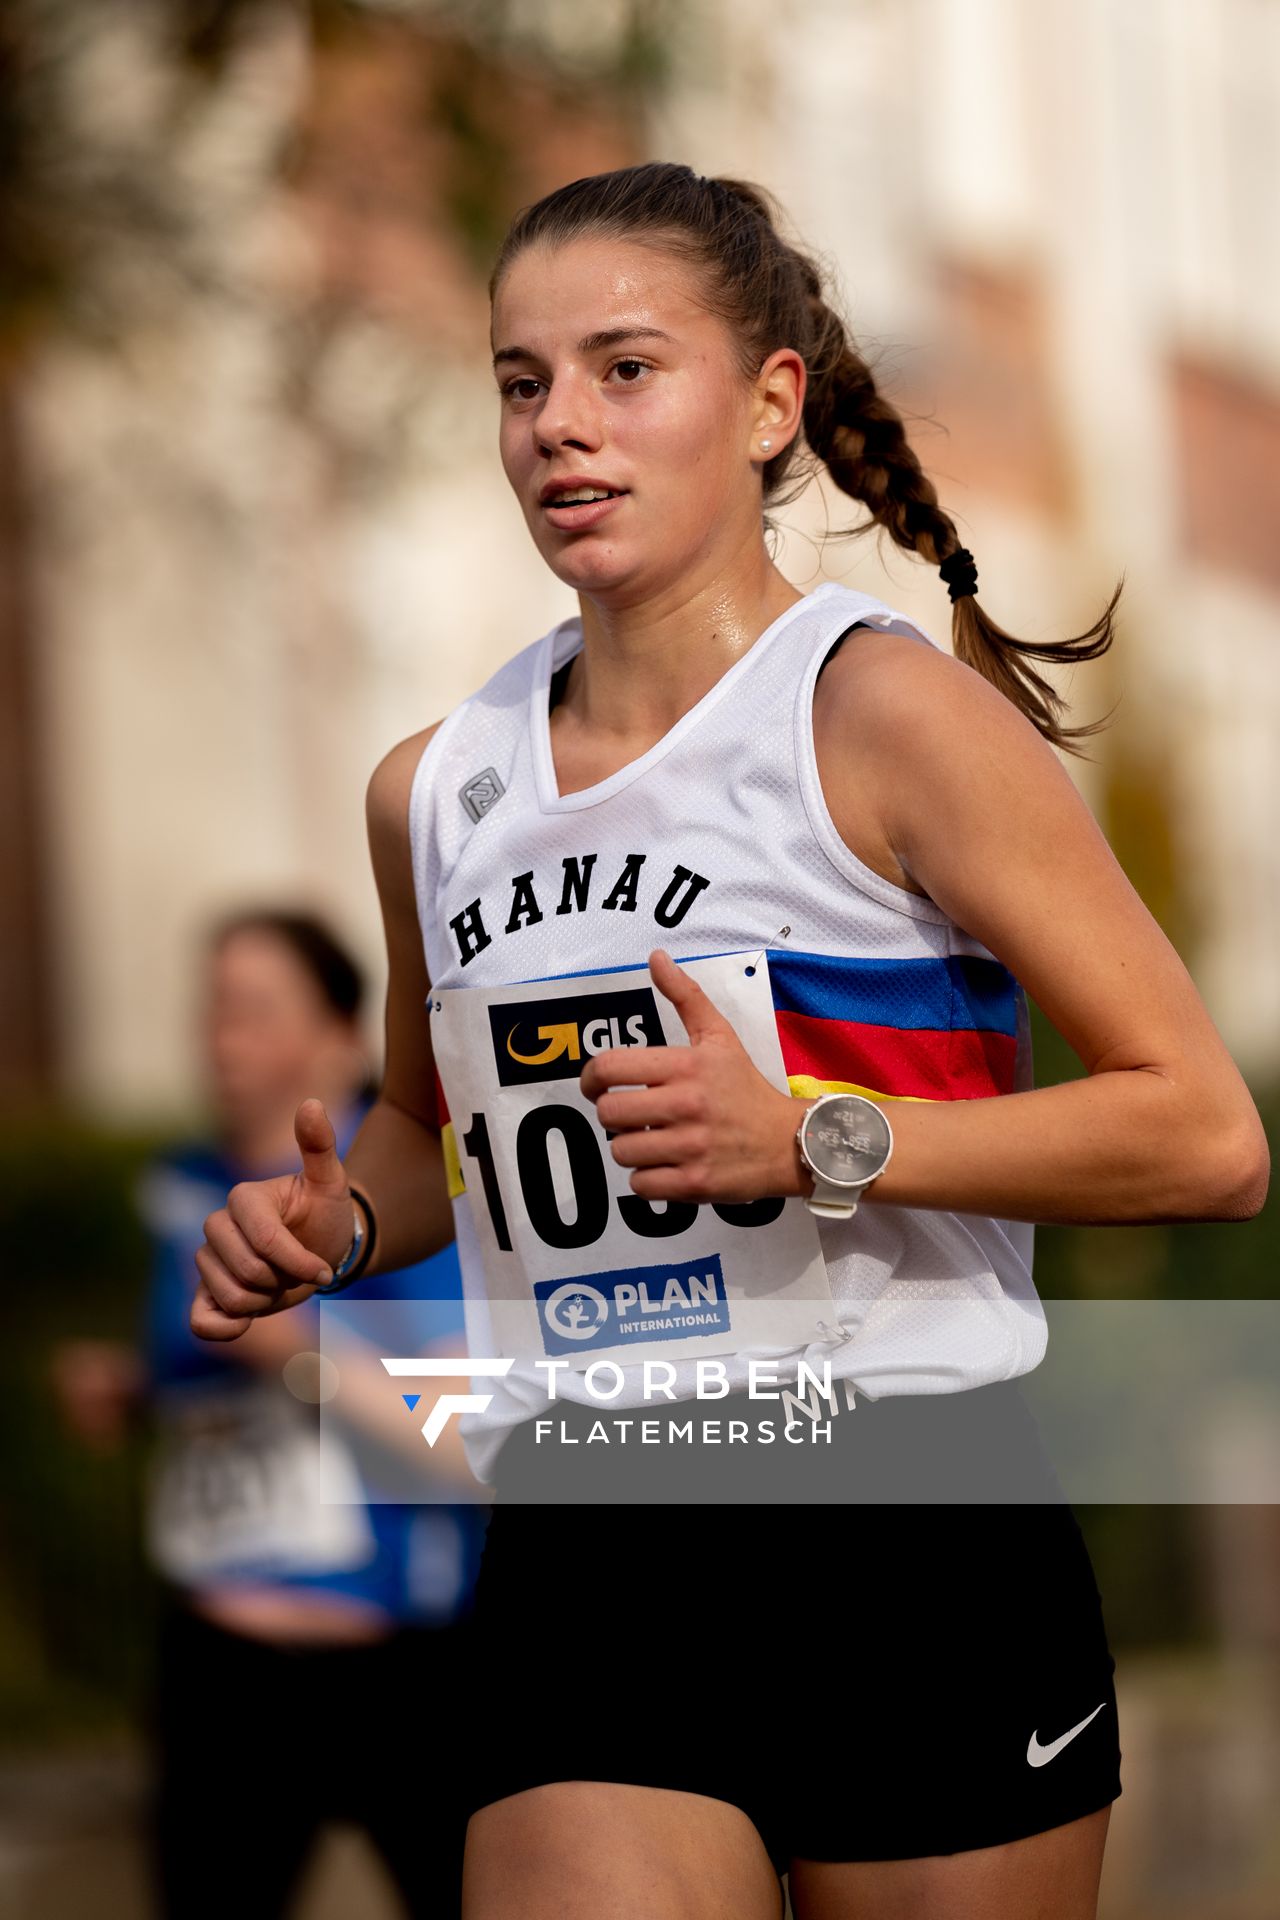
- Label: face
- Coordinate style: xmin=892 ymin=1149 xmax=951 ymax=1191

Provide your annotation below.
xmin=491 ymin=236 xmax=773 ymax=604
xmin=202 ymin=930 xmax=363 ymax=1132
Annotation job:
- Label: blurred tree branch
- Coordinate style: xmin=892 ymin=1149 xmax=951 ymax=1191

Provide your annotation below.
xmin=0 ymin=0 xmax=670 ymax=1104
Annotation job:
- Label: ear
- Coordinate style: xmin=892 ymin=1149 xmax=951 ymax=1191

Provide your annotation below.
xmin=750 ymin=346 xmax=806 ymax=464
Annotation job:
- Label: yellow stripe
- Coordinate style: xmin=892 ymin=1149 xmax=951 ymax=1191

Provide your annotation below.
xmin=442 ymin=1119 xmax=466 ymax=1198
xmin=787 ymin=1074 xmax=936 ymax=1106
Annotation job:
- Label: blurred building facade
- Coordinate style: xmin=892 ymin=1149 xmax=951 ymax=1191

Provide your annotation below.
xmin=657 ymin=0 xmax=1280 ymax=1066
xmin=7 ymin=0 xmax=1280 ymax=1118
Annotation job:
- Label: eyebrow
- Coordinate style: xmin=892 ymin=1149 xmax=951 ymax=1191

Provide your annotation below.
xmin=492 ymin=326 xmax=674 ymax=369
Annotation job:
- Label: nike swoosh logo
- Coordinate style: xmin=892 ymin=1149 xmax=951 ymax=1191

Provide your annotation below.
xmin=1026 ymin=1702 xmax=1106 ymax=1767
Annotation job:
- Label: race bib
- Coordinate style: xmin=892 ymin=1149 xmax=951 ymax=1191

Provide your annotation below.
xmin=146 ymin=1380 xmax=375 ymax=1585
xmin=430 ymin=951 xmax=837 ymax=1371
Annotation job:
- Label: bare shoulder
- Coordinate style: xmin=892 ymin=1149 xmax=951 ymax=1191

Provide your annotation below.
xmin=812 ymin=628 xmax=989 ymax=898
xmin=365 ymin=723 xmax=447 ymax=1113
xmin=366 ymin=720 xmax=446 ymax=850
xmin=812 ymin=626 xmax=1083 ymax=898
xmin=815 ymin=622 xmax=1020 ymax=753
xmin=365 ymin=720 xmax=448 ymax=945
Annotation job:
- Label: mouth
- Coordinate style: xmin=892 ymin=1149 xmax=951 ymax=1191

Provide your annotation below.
xmin=539 ymin=484 xmax=628 ymax=532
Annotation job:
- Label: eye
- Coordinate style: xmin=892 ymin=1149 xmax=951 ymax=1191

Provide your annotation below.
xmin=500 ymin=375 xmax=544 ymax=404
xmin=608 ymin=358 xmax=653 ymax=384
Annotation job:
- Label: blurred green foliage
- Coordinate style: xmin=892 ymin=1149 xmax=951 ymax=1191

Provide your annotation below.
xmin=1028 ymin=1002 xmax=1279 ymax=1304
xmin=0 ymin=0 xmax=674 ymax=350
xmin=421 ymin=2 xmax=672 ymax=273
xmin=0 ymin=1111 xmax=172 ymax=1744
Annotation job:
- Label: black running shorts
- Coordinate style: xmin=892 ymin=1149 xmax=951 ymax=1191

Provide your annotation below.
xmin=459 ymin=1380 xmax=1123 ymax=1877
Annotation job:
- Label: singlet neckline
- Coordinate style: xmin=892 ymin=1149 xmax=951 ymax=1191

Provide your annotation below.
xmin=529 ymin=582 xmax=840 ymax=814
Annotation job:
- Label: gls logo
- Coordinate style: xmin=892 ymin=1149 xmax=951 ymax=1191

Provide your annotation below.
xmin=381 ymin=1357 xmax=513 ymax=1447
xmin=491 ymin=987 xmax=664 ymax=1087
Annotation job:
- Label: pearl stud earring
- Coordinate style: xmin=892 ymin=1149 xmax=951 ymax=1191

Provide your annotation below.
xmin=761 ymin=438 xmax=772 ymax=453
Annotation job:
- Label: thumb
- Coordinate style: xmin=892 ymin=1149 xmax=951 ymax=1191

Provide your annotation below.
xmin=648 ymin=949 xmax=736 ymax=1046
xmin=294 ymin=1097 xmax=348 ymax=1194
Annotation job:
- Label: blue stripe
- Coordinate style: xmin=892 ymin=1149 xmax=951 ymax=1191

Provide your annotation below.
xmin=770 ymin=950 xmax=1019 ymax=1036
xmin=497 ymin=946 xmax=1019 ymax=1039
xmin=514 ymin=948 xmax=746 ymax=987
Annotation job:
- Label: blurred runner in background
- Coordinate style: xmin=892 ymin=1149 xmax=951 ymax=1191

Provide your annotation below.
xmin=54 ymin=907 xmax=484 ymax=1919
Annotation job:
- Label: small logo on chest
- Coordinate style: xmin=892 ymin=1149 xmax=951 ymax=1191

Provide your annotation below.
xmin=459 ymin=767 xmax=506 ymax=822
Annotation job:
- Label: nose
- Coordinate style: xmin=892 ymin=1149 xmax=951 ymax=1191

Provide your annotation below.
xmin=535 ymin=372 xmax=603 ymax=459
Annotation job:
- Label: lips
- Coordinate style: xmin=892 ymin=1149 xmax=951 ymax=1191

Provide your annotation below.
xmin=538 ymin=474 xmax=626 ymax=507
xmin=539 ymin=481 xmax=628 ymax=533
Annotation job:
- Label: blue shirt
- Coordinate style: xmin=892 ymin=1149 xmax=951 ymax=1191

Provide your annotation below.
xmin=138 ymin=1098 xmax=487 ymax=1625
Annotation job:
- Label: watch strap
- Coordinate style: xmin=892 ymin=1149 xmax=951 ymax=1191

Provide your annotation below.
xmin=805 ymin=1171 xmax=862 ymax=1220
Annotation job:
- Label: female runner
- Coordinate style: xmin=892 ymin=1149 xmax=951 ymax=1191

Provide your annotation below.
xmin=192 ymin=164 xmax=1269 ymax=1919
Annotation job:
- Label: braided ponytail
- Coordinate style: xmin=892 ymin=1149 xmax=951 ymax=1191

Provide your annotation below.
xmin=492 ymin=162 xmax=1122 ymax=757
xmin=797 ymin=278 xmax=1120 ymax=754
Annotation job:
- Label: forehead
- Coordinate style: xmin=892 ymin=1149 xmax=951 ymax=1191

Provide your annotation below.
xmin=491 ymin=235 xmax=718 ymax=351
xmin=212 ymin=930 xmax=305 ymax=993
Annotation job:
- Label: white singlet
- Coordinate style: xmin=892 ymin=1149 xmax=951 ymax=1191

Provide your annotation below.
xmin=408 ymin=581 xmax=1047 ymax=1484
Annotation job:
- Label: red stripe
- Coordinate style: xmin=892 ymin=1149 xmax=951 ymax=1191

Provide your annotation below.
xmin=433 ymin=1062 xmax=449 ymax=1128
xmin=776 ymin=1009 xmax=1017 ymax=1101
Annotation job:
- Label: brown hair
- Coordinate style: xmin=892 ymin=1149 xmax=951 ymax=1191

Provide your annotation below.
xmin=206 ymin=907 xmax=377 ymax=1101
xmin=208 ymin=907 xmax=365 ymax=1023
xmin=491 ymin=161 xmax=1120 ymax=757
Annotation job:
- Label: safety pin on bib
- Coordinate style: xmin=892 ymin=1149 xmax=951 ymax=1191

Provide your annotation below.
xmin=744 ymin=924 xmax=791 ymax=977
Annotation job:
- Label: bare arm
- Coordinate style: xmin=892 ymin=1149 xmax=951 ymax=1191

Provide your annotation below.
xmin=191 ymin=722 xmax=458 ymax=1338
xmin=339 ymin=722 xmax=455 ymax=1277
xmin=810 ymin=631 xmax=1269 ymax=1226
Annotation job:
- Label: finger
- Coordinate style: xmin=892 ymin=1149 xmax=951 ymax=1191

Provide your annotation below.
xmin=195 ymin=1243 xmax=283 ymax=1321
xmin=595 ymin=1082 xmax=702 ymax=1133
xmin=580 ymin=1045 xmax=690 ymax=1102
xmin=628 ymin=1162 xmax=715 ymax=1203
xmin=294 ymin=1096 xmax=349 ymax=1196
xmin=609 ymin=1124 xmax=708 ymax=1170
xmin=190 ymin=1273 xmax=252 ymax=1342
xmin=225 ymin=1182 xmax=336 ymax=1287
xmin=259 ymin=1282 xmax=325 ymax=1319
xmin=203 ymin=1205 xmax=290 ymax=1295
xmin=648 ymin=948 xmax=736 ymax=1045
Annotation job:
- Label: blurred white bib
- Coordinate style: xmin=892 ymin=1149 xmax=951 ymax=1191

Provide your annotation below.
xmin=147 ymin=1380 xmax=374 ymax=1585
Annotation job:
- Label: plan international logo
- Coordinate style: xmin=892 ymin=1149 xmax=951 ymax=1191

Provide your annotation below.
xmin=490 ymin=986 xmax=664 ymax=1087
xmin=534 ymin=1253 xmax=731 ymax=1356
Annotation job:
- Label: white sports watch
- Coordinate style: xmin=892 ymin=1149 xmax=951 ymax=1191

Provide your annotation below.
xmin=796 ymin=1093 xmax=894 ymax=1220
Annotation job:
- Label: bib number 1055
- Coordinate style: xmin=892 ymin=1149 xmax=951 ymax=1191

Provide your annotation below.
xmin=460 ymin=1106 xmax=784 ymax=1253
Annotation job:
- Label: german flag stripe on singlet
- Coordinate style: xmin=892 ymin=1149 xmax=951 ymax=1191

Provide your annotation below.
xmin=768 ymin=950 xmax=1020 ymax=1105
xmin=431 ymin=948 xmax=1022 ymax=1196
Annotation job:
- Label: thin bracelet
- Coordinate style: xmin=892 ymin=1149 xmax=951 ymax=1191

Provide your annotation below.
xmin=313 ymin=1186 xmax=378 ymax=1294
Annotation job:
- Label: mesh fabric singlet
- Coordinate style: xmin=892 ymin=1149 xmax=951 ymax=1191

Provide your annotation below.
xmin=408 ymin=581 xmax=1046 ymax=1483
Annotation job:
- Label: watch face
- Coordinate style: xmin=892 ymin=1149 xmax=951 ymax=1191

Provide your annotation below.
xmin=803 ymin=1096 xmax=893 ymax=1186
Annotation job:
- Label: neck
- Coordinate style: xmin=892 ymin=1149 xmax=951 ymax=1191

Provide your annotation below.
xmin=569 ymin=537 xmax=803 ymax=742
